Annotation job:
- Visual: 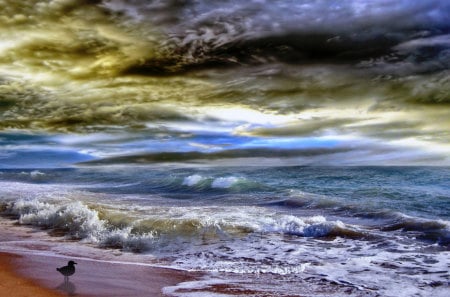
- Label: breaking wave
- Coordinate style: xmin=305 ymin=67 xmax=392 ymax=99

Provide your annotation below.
xmin=382 ymin=216 xmax=450 ymax=245
xmin=182 ymin=174 xmax=204 ymax=187
xmin=0 ymin=196 xmax=367 ymax=254
xmin=211 ymin=176 xmax=240 ymax=189
xmin=262 ymin=215 xmax=365 ymax=239
xmin=1 ymin=198 xmax=156 ymax=252
xmin=267 ymin=195 xmax=450 ymax=246
xmin=180 ymin=174 xmax=264 ymax=191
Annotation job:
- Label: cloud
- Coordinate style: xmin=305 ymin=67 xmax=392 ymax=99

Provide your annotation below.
xmin=396 ymin=34 xmax=450 ymax=52
xmin=2 ymin=0 xmax=449 ymax=77
xmin=0 ymin=76 xmax=211 ymax=132
xmin=114 ymin=0 xmax=450 ymax=71
xmin=0 ymin=0 xmax=166 ymax=80
xmin=242 ymin=118 xmax=354 ymax=137
xmin=79 ymin=140 xmax=448 ymax=167
xmin=0 ymin=0 xmax=449 ymax=165
xmin=79 ymin=147 xmax=353 ymax=165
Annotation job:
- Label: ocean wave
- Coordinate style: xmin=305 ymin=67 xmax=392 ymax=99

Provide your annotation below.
xmin=1 ymin=198 xmax=156 ymax=252
xmin=5 ymin=199 xmax=106 ymax=240
xmin=181 ymin=174 xmax=263 ymax=191
xmin=280 ymin=190 xmax=411 ymax=220
xmin=98 ymin=227 xmax=156 ymax=252
xmin=382 ymin=216 xmax=450 ymax=246
xmin=266 ymin=194 xmax=450 ymax=245
xmin=181 ymin=174 xmax=204 ymax=187
xmin=261 ymin=214 xmax=366 ymax=239
xmin=0 ymin=170 xmax=49 ymax=182
xmin=211 ymin=176 xmax=240 ymax=189
xmin=0 ymin=195 xmax=363 ymax=255
xmin=1 ymin=197 xmax=254 ymax=251
xmin=29 ymin=170 xmax=46 ymax=178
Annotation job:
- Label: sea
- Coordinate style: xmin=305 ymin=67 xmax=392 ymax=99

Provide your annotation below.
xmin=0 ymin=165 xmax=449 ymax=296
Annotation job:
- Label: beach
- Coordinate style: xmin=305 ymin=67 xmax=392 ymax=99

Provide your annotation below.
xmin=0 ymin=218 xmax=196 ymax=297
xmin=0 ymin=250 xmax=365 ymax=297
xmin=0 ymin=215 xmax=377 ymax=297
xmin=0 ymin=251 xmax=195 ymax=297
xmin=0 ymin=252 xmax=63 ymax=297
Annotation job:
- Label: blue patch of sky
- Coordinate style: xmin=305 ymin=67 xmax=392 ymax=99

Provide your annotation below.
xmin=0 ymin=132 xmax=56 ymax=146
xmin=114 ymin=133 xmax=340 ymax=153
xmin=234 ymin=137 xmax=339 ymax=150
xmin=0 ymin=130 xmax=341 ymax=168
xmin=0 ymin=150 xmax=94 ymax=169
xmin=0 ymin=132 xmax=94 ymax=168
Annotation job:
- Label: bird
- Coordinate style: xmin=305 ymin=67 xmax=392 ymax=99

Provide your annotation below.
xmin=57 ymin=260 xmax=77 ymax=283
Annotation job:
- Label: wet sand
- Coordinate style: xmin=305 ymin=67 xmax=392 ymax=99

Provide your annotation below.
xmin=0 ymin=251 xmax=195 ymax=297
xmin=0 ymin=252 xmax=63 ymax=297
xmin=0 ymin=217 xmax=199 ymax=296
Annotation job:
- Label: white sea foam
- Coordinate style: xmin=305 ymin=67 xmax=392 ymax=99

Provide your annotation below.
xmin=211 ymin=176 xmax=240 ymax=188
xmin=30 ymin=170 xmax=46 ymax=178
xmin=163 ymin=277 xmax=237 ymax=297
xmin=308 ymin=246 xmax=450 ymax=297
xmin=182 ymin=175 xmax=243 ymax=189
xmin=182 ymin=174 xmax=204 ymax=186
xmin=99 ymin=226 xmax=156 ymax=252
xmin=262 ymin=214 xmax=346 ymax=237
xmin=10 ymin=199 xmax=105 ymax=240
xmin=3 ymin=197 xmax=156 ymax=252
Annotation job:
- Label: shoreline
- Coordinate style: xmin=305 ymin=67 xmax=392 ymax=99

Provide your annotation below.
xmin=0 ymin=216 xmax=201 ymax=296
xmin=0 ymin=217 xmax=347 ymax=297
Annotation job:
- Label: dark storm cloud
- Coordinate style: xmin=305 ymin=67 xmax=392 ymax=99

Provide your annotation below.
xmin=79 ymin=147 xmax=355 ymax=165
xmin=103 ymin=0 xmax=450 ymax=73
xmin=3 ymin=0 xmax=448 ymax=76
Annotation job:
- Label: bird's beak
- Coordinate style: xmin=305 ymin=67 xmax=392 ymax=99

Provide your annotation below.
xmin=74 ymin=262 xmax=78 ymax=265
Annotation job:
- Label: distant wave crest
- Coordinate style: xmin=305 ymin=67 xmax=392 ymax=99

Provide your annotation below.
xmin=181 ymin=174 xmax=261 ymax=191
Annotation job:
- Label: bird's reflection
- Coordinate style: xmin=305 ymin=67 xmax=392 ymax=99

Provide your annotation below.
xmin=56 ymin=280 xmax=77 ymax=296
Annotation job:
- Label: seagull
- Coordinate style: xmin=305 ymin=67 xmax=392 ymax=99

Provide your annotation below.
xmin=57 ymin=260 xmax=77 ymax=282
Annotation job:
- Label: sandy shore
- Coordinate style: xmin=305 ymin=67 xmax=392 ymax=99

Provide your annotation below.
xmin=0 ymin=251 xmax=196 ymax=297
xmin=0 ymin=252 xmax=63 ymax=297
xmin=0 ymin=217 xmax=199 ymax=297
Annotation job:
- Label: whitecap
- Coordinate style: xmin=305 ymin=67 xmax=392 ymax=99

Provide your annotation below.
xmin=211 ymin=176 xmax=240 ymax=188
xmin=182 ymin=174 xmax=204 ymax=186
xmin=30 ymin=170 xmax=45 ymax=178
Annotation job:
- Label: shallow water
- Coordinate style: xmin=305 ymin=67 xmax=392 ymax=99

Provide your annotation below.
xmin=0 ymin=166 xmax=449 ymax=296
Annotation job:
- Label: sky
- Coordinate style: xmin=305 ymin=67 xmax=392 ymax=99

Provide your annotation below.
xmin=0 ymin=0 xmax=449 ymax=167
